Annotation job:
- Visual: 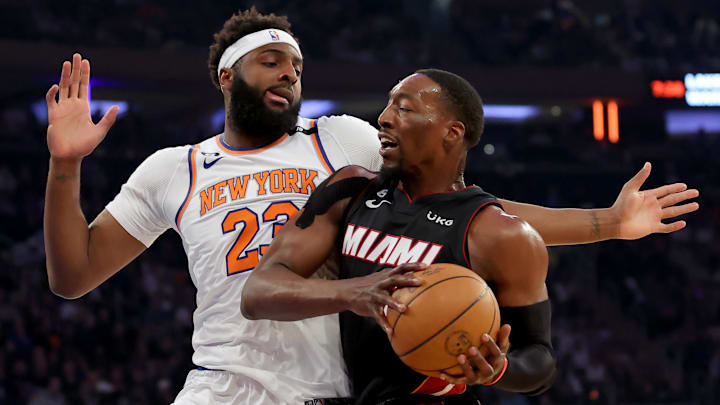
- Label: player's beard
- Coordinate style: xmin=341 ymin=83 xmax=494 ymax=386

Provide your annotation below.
xmin=227 ymin=74 xmax=301 ymax=140
xmin=380 ymin=159 xmax=403 ymax=181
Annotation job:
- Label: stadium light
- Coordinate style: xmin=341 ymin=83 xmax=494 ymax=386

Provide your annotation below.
xmin=592 ymin=100 xmax=604 ymax=140
xmin=607 ymin=101 xmax=619 ymax=143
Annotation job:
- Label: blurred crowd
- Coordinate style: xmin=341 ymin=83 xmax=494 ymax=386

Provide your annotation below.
xmin=0 ymin=98 xmax=718 ymax=404
xmin=2 ymin=0 xmax=719 ymax=403
xmin=2 ymin=0 xmax=719 ymax=73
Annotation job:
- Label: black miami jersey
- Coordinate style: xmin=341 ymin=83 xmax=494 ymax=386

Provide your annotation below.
xmin=338 ymin=176 xmax=500 ymax=402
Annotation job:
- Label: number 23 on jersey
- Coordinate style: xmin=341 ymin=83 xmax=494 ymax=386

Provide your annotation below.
xmin=222 ymin=201 xmax=299 ymax=275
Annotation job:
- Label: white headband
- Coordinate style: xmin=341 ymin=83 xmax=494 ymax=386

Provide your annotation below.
xmin=217 ymin=28 xmax=302 ymax=77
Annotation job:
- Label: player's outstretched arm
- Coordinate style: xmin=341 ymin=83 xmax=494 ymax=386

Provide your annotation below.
xmin=442 ymin=207 xmax=556 ymax=394
xmin=498 ymin=162 xmax=699 ymax=246
xmin=44 ymin=53 xmax=146 ymax=299
xmin=242 ymin=166 xmax=423 ymax=325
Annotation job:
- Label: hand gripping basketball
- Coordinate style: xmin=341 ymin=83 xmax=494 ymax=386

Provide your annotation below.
xmin=343 ymin=262 xmax=427 ymax=336
xmin=440 ymin=324 xmax=511 ymax=385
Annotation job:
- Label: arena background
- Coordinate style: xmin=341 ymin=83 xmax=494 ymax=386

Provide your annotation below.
xmin=1 ymin=0 xmax=718 ymax=404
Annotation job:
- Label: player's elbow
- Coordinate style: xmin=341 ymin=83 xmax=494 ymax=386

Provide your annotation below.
xmin=48 ymin=278 xmax=86 ymax=300
xmin=526 ymin=358 xmax=558 ymax=396
xmin=47 ymin=266 xmax=88 ymax=300
xmin=240 ymin=279 xmax=263 ymax=320
xmin=524 ymin=344 xmax=558 ymax=395
xmin=240 ymin=298 xmax=259 ymax=320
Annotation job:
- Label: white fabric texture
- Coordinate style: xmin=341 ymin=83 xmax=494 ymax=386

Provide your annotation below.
xmin=105 ymin=146 xmax=188 ymax=247
xmin=172 ymin=369 xmax=279 ymax=405
xmin=318 ymin=114 xmax=382 ymax=172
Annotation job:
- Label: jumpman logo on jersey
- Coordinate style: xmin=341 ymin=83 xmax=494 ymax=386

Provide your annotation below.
xmin=365 ymin=189 xmax=392 ymax=209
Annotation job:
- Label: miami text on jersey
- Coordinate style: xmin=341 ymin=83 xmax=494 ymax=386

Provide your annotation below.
xmin=342 ymin=224 xmax=443 ymax=266
xmin=199 ymin=168 xmax=319 ymax=215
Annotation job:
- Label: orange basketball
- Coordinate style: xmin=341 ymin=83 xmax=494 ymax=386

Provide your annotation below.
xmin=386 ymin=263 xmax=500 ymax=377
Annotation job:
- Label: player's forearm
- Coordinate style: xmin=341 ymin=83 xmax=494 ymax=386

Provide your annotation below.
xmin=241 ymin=265 xmax=351 ymax=321
xmin=494 ymin=300 xmax=556 ymax=395
xmin=497 ymin=344 xmax=557 ymax=395
xmin=498 ymin=199 xmax=619 ymax=246
xmin=44 ymin=158 xmax=94 ymax=298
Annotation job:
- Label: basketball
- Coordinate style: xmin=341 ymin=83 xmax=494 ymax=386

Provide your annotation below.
xmin=386 ymin=263 xmax=500 ymax=377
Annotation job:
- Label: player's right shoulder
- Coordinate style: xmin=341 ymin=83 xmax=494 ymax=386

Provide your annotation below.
xmin=330 ymin=165 xmax=377 ymax=185
xmin=127 ymin=145 xmax=194 ymax=188
xmin=144 ymin=145 xmax=193 ymax=164
xmin=295 ymin=165 xmax=376 ymax=229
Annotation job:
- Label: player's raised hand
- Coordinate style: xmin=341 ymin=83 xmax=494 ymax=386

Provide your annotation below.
xmin=440 ymin=324 xmax=511 ymax=385
xmin=343 ymin=262 xmax=426 ymax=336
xmin=46 ymin=53 xmax=119 ymax=160
xmin=612 ymin=162 xmax=699 ymax=240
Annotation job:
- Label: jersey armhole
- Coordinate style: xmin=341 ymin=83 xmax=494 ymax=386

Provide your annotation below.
xmin=462 ymin=201 xmax=504 ymax=269
xmin=174 ymin=144 xmax=200 ymax=232
xmin=308 ymin=119 xmax=337 ymax=174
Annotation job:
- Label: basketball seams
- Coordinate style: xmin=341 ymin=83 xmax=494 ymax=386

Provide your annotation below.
xmin=387 ymin=264 xmax=501 ymax=378
xmin=488 ymin=296 xmax=498 ymax=336
xmin=404 ymin=299 xmax=498 ymax=374
xmin=396 ymin=284 xmax=489 ymax=358
xmin=389 ymin=275 xmax=486 ymax=332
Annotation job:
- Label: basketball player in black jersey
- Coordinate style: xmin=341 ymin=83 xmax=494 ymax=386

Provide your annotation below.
xmin=243 ymin=69 xmax=555 ymax=404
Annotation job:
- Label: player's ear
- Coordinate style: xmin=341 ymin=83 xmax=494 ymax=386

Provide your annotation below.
xmin=443 ymin=120 xmax=465 ymax=150
xmin=218 ymin=68 xmax=234 ymax=93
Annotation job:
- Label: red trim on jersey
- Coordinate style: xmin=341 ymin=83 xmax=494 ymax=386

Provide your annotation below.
xmin=397 ymin=185 xmax=480 ymax=203
xmin=347 ymin=175 xmax=379 ymax=211
xmin=462 ymin=201 xmax=503 ymax=268
xmin=411 ymin=376 xmax=467 ymax=396
xmin=175 ymin=144 xmax=199 ymax=231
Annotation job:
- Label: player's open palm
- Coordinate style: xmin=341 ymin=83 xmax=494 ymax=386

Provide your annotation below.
xmin=46 ymin=53 xmax=118 ymax=160
xmin=613 ymin=162 xmax=699 ymax=239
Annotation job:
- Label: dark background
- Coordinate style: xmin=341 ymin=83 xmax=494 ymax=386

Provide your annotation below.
xmin=0 ymin=1 xmax=718 ymax=404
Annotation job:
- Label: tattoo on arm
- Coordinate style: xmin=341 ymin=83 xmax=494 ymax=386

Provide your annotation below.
xmin=590 ymin=212 xmax=601 ymax=238
xmin=54 ymin=173 xmax=79 ymax=182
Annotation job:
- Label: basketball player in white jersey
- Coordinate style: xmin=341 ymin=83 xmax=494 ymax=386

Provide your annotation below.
xmin=43 ymin=8 xmax=699 ymax=405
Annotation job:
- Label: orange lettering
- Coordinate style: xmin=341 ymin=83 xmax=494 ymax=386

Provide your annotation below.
xmin=213 ymin=180 xmax=227 ymax=207
xmin=228 ymin=175 xmax=250 ymax=200
xmin=200 ymin=187 xmax=213 ymax=215
xmin=299 ymin=169 xmax=318 ymax=194
xmin=283 ymin=169 xmax=300 ymax=193
xmin=253 ymin=171 xmax=270 ymax=195
xmin=269 ymin=170 xmax=284 ymax=193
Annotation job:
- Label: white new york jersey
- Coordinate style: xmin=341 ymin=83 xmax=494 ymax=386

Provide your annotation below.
xmin=106 ymin=115 xmax=382 ymax=404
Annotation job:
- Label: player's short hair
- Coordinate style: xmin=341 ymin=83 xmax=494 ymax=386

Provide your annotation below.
xmin=208 ymin=7 xmax=297 ymax=89
xmin=415 ymin=69 xmax=485 ymax=149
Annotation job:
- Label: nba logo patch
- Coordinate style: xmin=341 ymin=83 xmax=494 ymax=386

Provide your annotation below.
xmin=269 ymin=30 xmax=280 ymax=41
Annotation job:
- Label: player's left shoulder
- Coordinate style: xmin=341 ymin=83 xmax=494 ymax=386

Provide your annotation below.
xmin=316 ymin=114 xmax=378 ymax=144
xmin=317 ymin=114 xmax=375 ymax=133
xmin=469 ymin=206 xmax=547 ymax=261
xmin=311 ymin=114 xmax=382 ymax=170
xmin=467 ymin=206 xmax=548 ymax=289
